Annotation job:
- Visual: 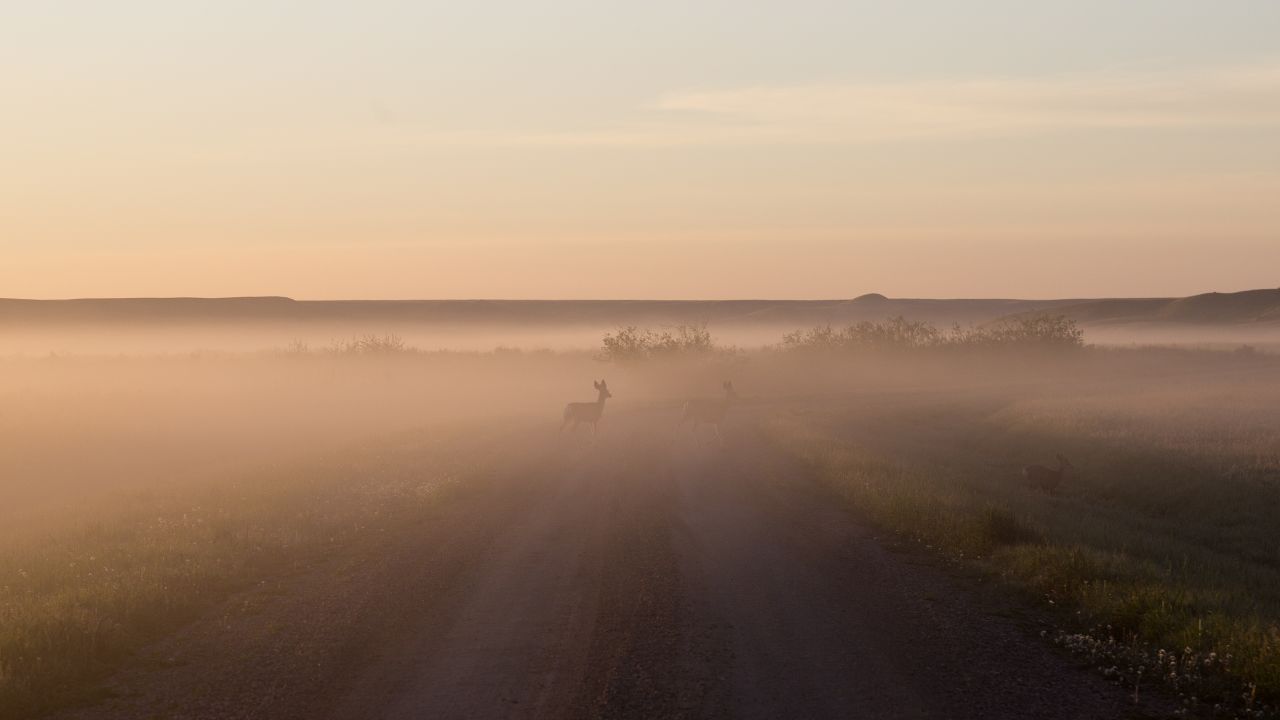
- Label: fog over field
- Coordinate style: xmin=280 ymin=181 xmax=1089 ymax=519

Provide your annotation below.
xmin=4 ymin=295 xmax=1280 ymax=718
xmin=3 ymin=290 xmax=1278 ymax=533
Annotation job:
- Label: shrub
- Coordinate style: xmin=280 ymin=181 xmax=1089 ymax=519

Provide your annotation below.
xmin=598 ymin=324 xmax=727 ymax=363
xmin=782 ymin=314 xmax=1084 ymax=353
xmin=782 ymin=316 xmax=940 ymax=351
xmin=972 ymin=507 xmax=1041 ymax=550
xmin=951 ymin=314 xmax=1084 ymax=350
xmin=327 ymin=334 xmax=411 ymax=355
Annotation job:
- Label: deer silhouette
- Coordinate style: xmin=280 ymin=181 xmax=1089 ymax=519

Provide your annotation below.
xmin=680 ymin=381 xmax=739 ymax=445
xmin=1023 ymin=454 xmax=1073 ymax=495
xmin=561 ymin=380 xmax=612 ymax=436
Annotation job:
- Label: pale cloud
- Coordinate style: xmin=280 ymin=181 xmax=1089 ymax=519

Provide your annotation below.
xmin=652 ymin=63 xmax=1280 ymax=141
xmin=408 ymin=62 xmax=1280 ymax=149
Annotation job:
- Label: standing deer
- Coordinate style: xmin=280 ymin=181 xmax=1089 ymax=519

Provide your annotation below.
xmin=681 ymin=381 xmax=739 ymax=445
xmin=1023 ymin=454 xmax=1073 ymax=495
xmin=561 ymin=380 xmax=612 ymax=435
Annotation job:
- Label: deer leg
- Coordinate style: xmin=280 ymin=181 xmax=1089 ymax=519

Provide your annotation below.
xmin=714 ymin=423 xmax=724 ymax=447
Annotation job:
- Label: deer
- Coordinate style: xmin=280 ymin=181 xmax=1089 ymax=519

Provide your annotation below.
xmin=561 ymin=380 xmax=612 ymax=436
xmin=680 ymin=380 xmax=739 ymax=445
xmin=1023 ymin=454 xmax=1073 ymax=495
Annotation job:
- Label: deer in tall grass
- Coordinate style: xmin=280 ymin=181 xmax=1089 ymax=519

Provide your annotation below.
xmin=561 ymin=380 xmax=612 ymax=436
xmin=1023 ymin=454 xmax=1073 ymax=495
xmin=680 ymin=381 xmax=739 ymax=445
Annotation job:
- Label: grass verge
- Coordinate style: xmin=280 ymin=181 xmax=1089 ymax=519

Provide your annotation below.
xmin=765 ymin=408 xmax=1280 ymax=719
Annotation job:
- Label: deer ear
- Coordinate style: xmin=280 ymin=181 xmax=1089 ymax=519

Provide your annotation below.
xmin=593 ymin=381 xmax=600 ymax=389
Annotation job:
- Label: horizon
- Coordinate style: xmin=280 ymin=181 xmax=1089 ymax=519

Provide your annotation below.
xmin=3 ymin=287 xmax=1278 ymax=303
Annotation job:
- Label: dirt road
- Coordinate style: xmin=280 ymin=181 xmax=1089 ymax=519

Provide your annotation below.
xmin=61 ymin=410 xmax=1146 ymax=719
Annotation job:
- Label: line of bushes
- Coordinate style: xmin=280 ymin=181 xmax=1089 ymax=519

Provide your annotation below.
xmin=270 ymin=315 xmax=1086 ymax=364
xmin=780 ymin=314 xmax=1084 ymax=352
xmin=596 ymin=315 xmax=1084 ymax=363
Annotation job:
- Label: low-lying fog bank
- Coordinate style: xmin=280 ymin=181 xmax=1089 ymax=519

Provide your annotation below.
xmin=3 ymin=320 xmax=1280 ymax=357
xmin=3 ymin=328 xmax=1278 ymax=538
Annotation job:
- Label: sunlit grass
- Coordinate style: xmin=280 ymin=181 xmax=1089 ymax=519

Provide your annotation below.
xmin=766 ymin=387 xmax=1280 ymax=717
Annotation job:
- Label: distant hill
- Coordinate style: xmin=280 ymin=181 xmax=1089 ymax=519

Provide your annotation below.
xmin=3 ymin=290 xmax=1278 ymax=337
xmin=0 ymin=295 xmax=1082 ymax=329
xmin=1007 ymin=289 xmax=1280 ymax=327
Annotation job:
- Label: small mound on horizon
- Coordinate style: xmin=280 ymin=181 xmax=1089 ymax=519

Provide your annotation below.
xmin=854 ymin=293 xmax=888 ymax=302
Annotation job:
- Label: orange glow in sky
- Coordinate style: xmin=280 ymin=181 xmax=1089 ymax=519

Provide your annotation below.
xmin=4 ymin=2 xmax=1279 ymax=299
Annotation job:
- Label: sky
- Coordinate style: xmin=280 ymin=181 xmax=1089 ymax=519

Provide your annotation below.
xmin=3 ymin=1 xmax=1280 ymax=300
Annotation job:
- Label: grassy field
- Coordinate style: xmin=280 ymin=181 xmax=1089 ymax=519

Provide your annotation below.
xmin=4 ymin=336 xmax=1279 ymax=718
xmin=764 ymin=363 xmax=1280 ymax=716
xmin=0 ymin=418 xmax=518 ymax=717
